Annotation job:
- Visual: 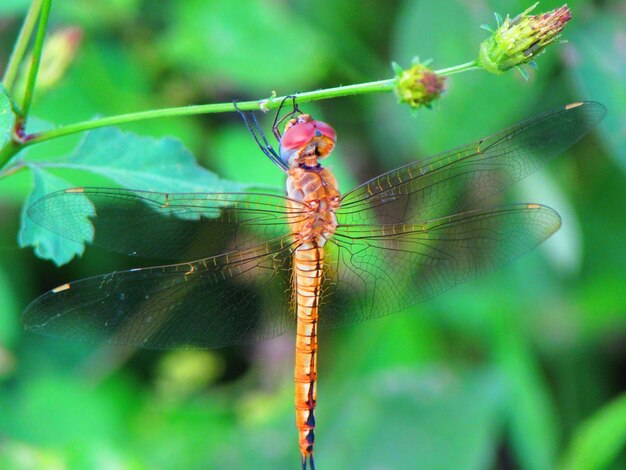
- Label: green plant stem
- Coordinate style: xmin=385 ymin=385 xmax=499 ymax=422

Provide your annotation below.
xmin=24 ymin=61 xmax=479 ymax=147
xmin=0 ymin=59 xmax=480 ymax=170
xmin=0 ymin=141 xmax=21 ymax=174
xmin=436 ymin=60 xmax=479 ymax=76
xmin=2 ymin=0 xmax=44 ymax=94
xmin=24 ymin=78 xmax=397 ymax=146
xmin=21 ymin=0 xmax=52 ymax=120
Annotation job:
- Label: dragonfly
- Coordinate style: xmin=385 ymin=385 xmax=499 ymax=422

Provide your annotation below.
xmin=24 ymin=101 xmax=606 ymax=470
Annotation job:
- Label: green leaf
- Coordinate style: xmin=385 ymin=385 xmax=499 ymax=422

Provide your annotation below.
xmin=23 ymin=127 xmax=250 ymax=265
xmin=493 ymin=317 xmax=559 ymax=470
xmin=516 ymin=171 xmax=583 ymax=274
xmin=0 ymin=84 xmax=16 ymax=150
xmin=44 ymin=126 xmax=247 ymax=193
xmin=560 ymin=393 xmax=626 ymax=470
xmin=18 ymin=166 xmax=85 ymax=266
xmin=567 ymin=14 xmax=626 ymax=173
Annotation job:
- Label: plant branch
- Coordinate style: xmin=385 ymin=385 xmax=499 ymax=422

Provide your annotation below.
xmin=24 ymin=60 xmax=478 ymax=147
xmin=0 ymin=58 xmax=481 ymax=173
xmin=0 ymin=141 xmax=21 ymax=174
xmin=436 ymin=60 xmax=479 ymax=76
xmin=2 ymin=0 xmax=44 ymax=94
xmin=21 ymin=0 xmax=52 ymax=120
xmin=24 ymin=78 xmax=396 ymax=146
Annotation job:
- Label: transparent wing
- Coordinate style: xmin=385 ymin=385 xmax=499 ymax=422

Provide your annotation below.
xmin=23 ymin=237 xmax=296 ymax=349
xmin=24 ymin=103 xmax=605 ymax=348
xmin=28 ymin=187 xmax=305 ymax=259
xmin=338 ymin=102 xmax=606 ymax=224
xmin=319 ymin=204 xmax=560 ymax=329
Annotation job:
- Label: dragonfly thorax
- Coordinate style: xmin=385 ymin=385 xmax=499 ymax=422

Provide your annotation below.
xmin=279 ymin=114 xmax=336 ymax=168
xmin=287 ymin=164 xmax=340 ymax=245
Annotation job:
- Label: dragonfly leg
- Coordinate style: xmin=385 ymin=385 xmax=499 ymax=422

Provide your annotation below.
xmin=233 ymin=100 xmax=287 ymax=171
xmin=271 ymin=95 xmax=301 ymax=142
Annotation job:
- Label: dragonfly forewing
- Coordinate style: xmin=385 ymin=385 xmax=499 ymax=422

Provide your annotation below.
xmin=339 ymin=101 xmax=606 ymax=225
xmin=23 ymin=237 xmax=296 ymax=348
xmin=28 ymin=187 xmax=306 ymax=260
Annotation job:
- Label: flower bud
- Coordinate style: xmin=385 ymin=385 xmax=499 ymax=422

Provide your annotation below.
xmin=394 ymin=61 xmax=445 ymax=109
xmin=476 ymin=3 xmax=571 ymax=75
xmin=37 ymin=27 xmax=83 ymax=92
xmin=15 ymin=27 xmax=83 ymax=99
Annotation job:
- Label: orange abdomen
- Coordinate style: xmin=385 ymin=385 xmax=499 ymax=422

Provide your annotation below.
xmin=293 ymin=242 xmax=323 ymax=460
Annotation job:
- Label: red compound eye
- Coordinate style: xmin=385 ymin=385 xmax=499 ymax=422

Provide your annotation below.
xmin=312 ymin=120 xmax=336 ymax=142
xmin=281 ymin=122 xmax=316 ymax=150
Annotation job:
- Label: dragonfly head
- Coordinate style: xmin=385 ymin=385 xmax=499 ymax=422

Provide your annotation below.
xmin=279 ymin=114 xmax=336 ymax=167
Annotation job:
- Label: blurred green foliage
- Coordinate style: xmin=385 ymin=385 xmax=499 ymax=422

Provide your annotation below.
xmin=0 ymin=1 xmax=625 ymax=469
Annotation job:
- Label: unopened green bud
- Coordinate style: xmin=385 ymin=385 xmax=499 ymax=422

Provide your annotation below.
xmin=394 ymin=62 xmax=445 ymax=109
xmin=15 ymin=27 xmax=83 ymax=99
xmin=477 ymin=3 xmax=571 ymax=75
xmin=37 ymin=27 xmax=83 ymax=91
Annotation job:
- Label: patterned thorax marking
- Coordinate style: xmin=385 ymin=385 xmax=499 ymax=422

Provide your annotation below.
xmin=282 ymin=113 xmax=341 ymax=246
xmin=287 ymin=166 xmax=340 ymax=246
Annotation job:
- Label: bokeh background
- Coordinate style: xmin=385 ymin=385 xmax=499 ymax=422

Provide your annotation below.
xmin=0 ymin=0 xmax=625 ymax=469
